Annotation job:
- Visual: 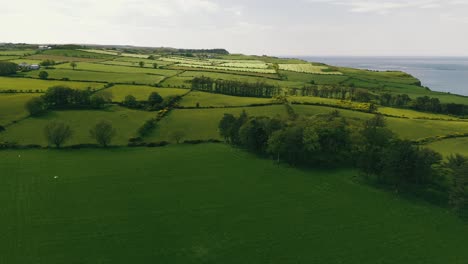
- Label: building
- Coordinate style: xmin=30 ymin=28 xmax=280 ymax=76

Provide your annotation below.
xmin=29 ymin=64 xmax=40 ymax=70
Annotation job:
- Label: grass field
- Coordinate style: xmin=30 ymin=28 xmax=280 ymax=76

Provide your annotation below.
xmin=0 ymin=77 xmax=104 ymax=92
xmin=20 ymin=69 xmax=166 ymax=85
xmin=54 ymin=62 xmax=180 ymax=76
xmin=292 ymin=104 xmax=468 ymax=140
xmin=0 ymin=106 xmax=155 ymax=146
xmin=180 ymin=91 xmax=275 ymax=107
xmin=0 ymin=49 xmax=36 ymax=56
xmin=427 ymin=137 xmax=468 ymax=157
xmin=98 ymin=85 xmax=188 ymax=102
xmin=279 ymin=63 xmax=342 ymax=75
xmin=0 ymin=94 xmax=39 ymax=126
xmin=146 ymin=106 xmax=287 ymax=142
xmin=1 ymin=144 xmax=468 ymax=263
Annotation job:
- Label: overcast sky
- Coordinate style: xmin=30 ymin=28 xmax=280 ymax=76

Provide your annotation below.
xmin=1 ymin=0 xmax=468 ymax=56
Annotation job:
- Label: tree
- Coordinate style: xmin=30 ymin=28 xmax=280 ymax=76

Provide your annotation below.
xmin=90 ymin=121 xmax=116 ymax=147
xmin=219 ymin=114 xmax=236 ymax=143
xmin=44 ymin=121 xmax=72 ymax=148
xmin=448 ymin=155 xmax=468 ymax=218
xmin=123 ymin=95 xmax=138 ymax=108
xmin=70 ymin=62 xmax=77 ymax=70
xmin=148 ymin=55 xmax=156 ymax=60
xmin=152 ymin=63 xmax=158 ymax=69
xmin=148 ymin=92 xmax=163 ymax=105
xmin=40 ymin=59 xmax=55 ymax=67
xmin=25 ymin=97 xmax=46 ymax=116
xmin=171 ymin=131 xmax=185 ymax=144
xmin=139 ymin=61 xmax=145 ymax=68
xmin=39 ymin=71 xmax=49 ymax=80
xmin=0 ymin=61 xmax=17 ymax=76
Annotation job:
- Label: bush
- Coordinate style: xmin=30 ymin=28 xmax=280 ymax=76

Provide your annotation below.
xmin=0 ymin=61 xmax=18 ymax=76
xmin=25 ymin=97 xmax=46 ymax=116
xmin=39 ymin=71 xmax=49 ymax=79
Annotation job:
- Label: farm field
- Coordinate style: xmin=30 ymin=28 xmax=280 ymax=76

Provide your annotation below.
xmin=54 ymin=62 xmax=181 ymax=76
xmin=1 ymin=144 xmax=468 ymax=263
xmin=146 ymin=105 xmax=287 ymax=142
xmin=19 ymin=69 xmax=166 ymax=85
xmin=98 ymin=85 xmax=188 ymax=102
xmin=0 ymin=106 xmax=155 ymax=146
xmin=180 ymin=91 xmax=275 ymax=108
xmin=292 ymin=104 xmax=468 ymax=140
xmin=279 ymin=63 xmax=342 ymax=74
xmin=0 ymin=93 xmax=40 ymax=126
xmin=427 ymin=137 xmax=468 ymax=157
xmin=0 ymin=77 xmax=104 ymax=92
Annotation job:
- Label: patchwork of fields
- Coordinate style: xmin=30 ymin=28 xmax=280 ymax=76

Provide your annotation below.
xmin=1 ymin=47 xmax=468 ymax=262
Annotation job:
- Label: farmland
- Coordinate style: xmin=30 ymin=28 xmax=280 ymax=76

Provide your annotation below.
xmin=1 ymin=46 xmax=468 ymax=263
xmin=2 ymin=144 xmax=468 ymax=263
xmin=279 ymin=63 xmax=342 ymax=74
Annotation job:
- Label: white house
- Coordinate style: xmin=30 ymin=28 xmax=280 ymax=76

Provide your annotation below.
xmin=29 ymin=64 xmax=40 ymax=70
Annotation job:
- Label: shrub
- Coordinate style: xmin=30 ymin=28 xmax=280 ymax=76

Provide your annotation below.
xmin=25 ymin=97 xmax=46 ymax=116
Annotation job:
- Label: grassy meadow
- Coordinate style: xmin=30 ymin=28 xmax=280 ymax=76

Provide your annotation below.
xmin=180 ymin=91 xmax=275 ymax=108
xmin=0 ymin=106 xmax=155 ymax=146
xmin=146 ymin=105 xmax=287 ymax=142
xmin=0 ymin=93 xmax=40 ymax=126
xmin=0 ymin=77 xmax=104 ymax=92
xmin=2 ymin=144 xmax=468 ymax=263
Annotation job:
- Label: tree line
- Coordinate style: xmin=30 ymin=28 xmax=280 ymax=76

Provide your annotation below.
xmin=219 ymin=111 xmax=468 ymax=218
xmin=0 ymin=61 xmax=17 ymax=76
xmin=25 ymin=86 xmax=112 ymax=116
xmin=191 ymin=76 xmax=281 ymax=98
xmin=44 ymin=120 xmax=116 ymax=148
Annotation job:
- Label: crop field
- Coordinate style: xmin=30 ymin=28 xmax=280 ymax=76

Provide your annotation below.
xmin=8 ymin=59 xmax=43 ymax=65
xmin=0 ymin=106 xmax=155 ymax=146
xmin=98 ymin=59 xmax=173 ymax=68
xmin=176 ymin=63 xmax=277 ymax=74
xmin=25 ymin=54 xmax=108 ymax=62
xmin=54 ymin=62 xmax=181 ymax=76
xmin=20 ymin=69 xmax=166 ymax=85
xmin=0 ymin=77 xmax=104 ymax=92
xmin=98 ymin=85 xmax=188 ymax=102
xmin=427 ymin=137 xmax=468 ymax=157
xmin=180 ymin=91 xmax=275 ymax=108
xmin=146 ymin=105 xmax=287 ymax=142
xmin=0 ymin=94 xmax=40 ymax=126
xmin=2 ymin=144 xmax=468 ymax=263
xmin=280 ymin=70 xmax=349 ymax=84
xmin=279 ymin=63 xmax=342 ymax=75
xmin=40 ymin=49 xmax=116 ymax=59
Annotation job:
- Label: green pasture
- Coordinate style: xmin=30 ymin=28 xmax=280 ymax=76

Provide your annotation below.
xmin=0 ymin=49 xmax=36 ymax=56
xmin=1 ymin=144 xmax=468 ymax=263
xmin=98 ymin=85 xmax=188 ymax=102
xmin=20 ymin=69 xmax=166 ymax=85
xmin=54 ymin=62 xmax=180 ymax=76
xmin=292 ymin=104 xmax=468 ymax=140
xmin=0 ymin=94 xmax=40 ymax=126
xmin=0 ymin=77 xmax=104 ymax=92
xmin=180 ymin=91 xmax=275 ymax=108
xmin=0 ymin=106 xmax=154 ymax=146
xmin=426 ymin=137 xmax=468 ymax=158
xmin=146 ymin=105 xmax=287 ymax=142
xmin=0 ymin=56 xmax=20 ymax=61
xmin=179 ymin=71 xmax=302 ymax=87
xmin=160 ymin=76 xmax=193 ymax=88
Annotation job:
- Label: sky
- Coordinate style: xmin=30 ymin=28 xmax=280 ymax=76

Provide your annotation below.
xmin=1 ymin=0 xmax=468 ymax=56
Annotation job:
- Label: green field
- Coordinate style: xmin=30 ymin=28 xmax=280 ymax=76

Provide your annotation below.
xmin=180 ymin=91 xmax=275 ymax=108
xmin=0 ymin=77 xmax=104 ymax=92
xmin=292 ymin=104 xmax=468 ymax=140
xmin=146 ymin=106 xmax=287 ymax=142
xmin=0 ymin=106 xmax=154 ymax=146
xmin=54 ymin=62 xmax=180 ymax=76
xmin=426 ymin=137 xmax=468 ymax=157
xmin=98 ymin=85 xmax=188 ymax=102
xmin=0 ymin=93 xmax=40 ymax=126
xmin=1 ymin=144 xmax=468 ymax=263
xmin=20 ymin=69 xmax=166 ymax=85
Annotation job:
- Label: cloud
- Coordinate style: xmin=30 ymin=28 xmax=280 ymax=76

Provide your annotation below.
xmin=306 ymin=0 xmax=460 ymax=14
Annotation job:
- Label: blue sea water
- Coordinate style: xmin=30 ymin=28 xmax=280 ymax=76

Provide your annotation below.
xmin=296 ymin=56 xmax=468 ymax=96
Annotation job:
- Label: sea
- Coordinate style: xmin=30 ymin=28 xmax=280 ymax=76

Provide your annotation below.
xmin=296 ymin=56 xmax=468 ymax=96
